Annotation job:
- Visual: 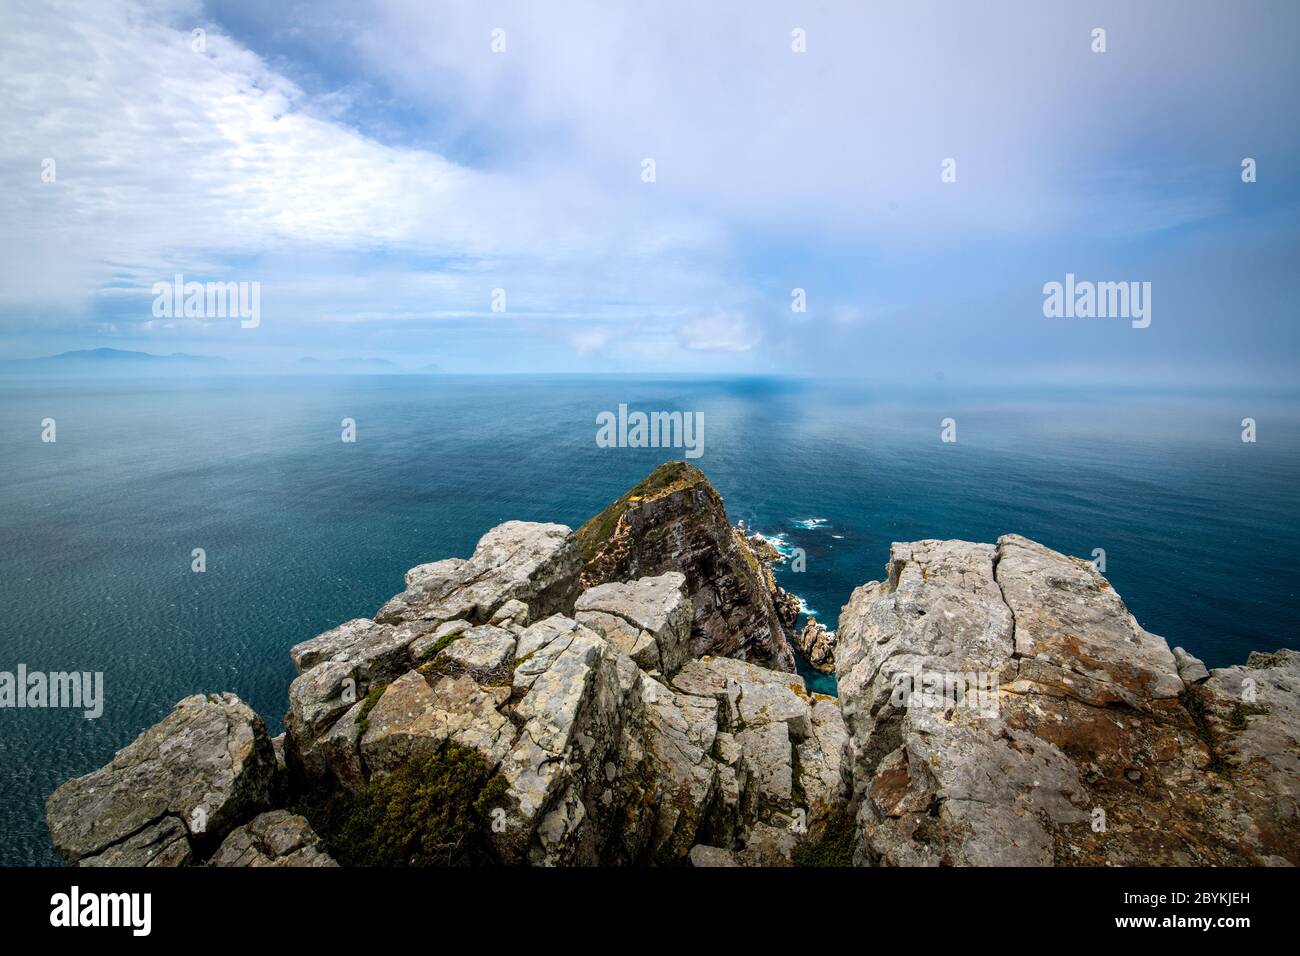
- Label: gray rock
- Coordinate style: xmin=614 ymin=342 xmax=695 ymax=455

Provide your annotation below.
xmin=284 ymin=615 xmax=438 ymax=784
xmin=736 ymin=720 xmax=794 ymax=807
xmin=513 ymin=614 xmax=587 ymax=690
xmin=45 ymin=693 xmax=276 ymax=864
xmin=375 ymin=522 xmax=582 ymax=627
xmin=639 ymin=674 xmax=723 ymax=861
xmin=794 ymin=617 xmax=837 ymax=673
xmin=490 ymin=599 xmax=531 ymax=627
xmin=78 ymin=817 xmax=192 ymax=868
xmin=996 ymin=534 xmax=1183 ymax=703
xmin=576 ymin=572 xmax=692 ymax=676
xmin=1173 ymin=646 xmax=1211 ymax=685
xmin=795 ymin=696 xmax=852 ymax=829
xmin=735 ymin=822 xmax=798 ymax=866
xmin=688 ymin=844 xmax=738 ymax=867
xmin=1200 ymin=649 xmax=1300 ymax=864
xmin=286 ymin=658 xmax=364 ymax=754
xmin=290 ymin=618 xmax=388 ymax=674
xmin=432 ymin=625 xmax=516 ymax=678
xmin=208 ymin=811 xmax=337 ymax=867
xmin=359 ymin=670 xmax=515 ymax=777
xmin=301 ymin=701 xmax=366 ymax=792
xmin=409 ymin=619 xmax=472 ymax=661
xmin=494 ymin=619 xmax=644 ymax=866
xmin=672 ymin=656 xmax=812 ymax=739
xmin=836 ymin=534 xmax=1300 ymax=866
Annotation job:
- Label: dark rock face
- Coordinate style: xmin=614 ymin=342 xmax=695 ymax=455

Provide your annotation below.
xmin=576 ymin=462 xmax=796 ymax=672
xmin=836 ymin=534 xmax=1300 ymax=866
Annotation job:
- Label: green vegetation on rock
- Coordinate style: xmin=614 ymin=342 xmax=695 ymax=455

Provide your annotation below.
xmin=792 ymin=807 xmax=856 ymax=867
xmin=330 ymin=746 xmax=507 ymax=866
xmin=576 ymin=460 xmax=708 ymax=561
xmin=353 ymin=682 xmax=389 ymax=739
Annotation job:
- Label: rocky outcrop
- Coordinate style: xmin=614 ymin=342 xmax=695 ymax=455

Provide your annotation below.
xmin=375 ymin=521 xmax=582 ymax=627
xmin=493 ymin=615 xmax=645 ymax=865
xmin=209 ymin=811 xmax=337 ymax=867
xmin=576 ymin=462 xmax=796 ymax=671
xmin=575 ymin=572 xmax=692 ymax=675
xmin=45 ymin=693 xmax=277 ymax=865
xmin=795 ymin=618 xmax=836 ymax=673
xmin=836 ymin=534 xmax=1299 ymax=866
xmin=649 ymin=655 xmax=850 ymax=862
xmin=44 ymin=460 xmax=1294 ymax=869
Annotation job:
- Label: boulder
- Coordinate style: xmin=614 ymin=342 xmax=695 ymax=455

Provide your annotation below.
xmin=283 ymin=615 xmax=439 ymax=787
xmin=576 ymin=572 xmax=692 ymax=675
xmin=1173 ymin=646 xmax=1211 ymax=685
xmin=410 ymin=619 xmax=472 ymax=660
xmin=672 ymin=656 xmax=812 ymax=740
xmin=375 ymin=522 xmax=582 ymax=627
xmin=209 ymin=811 xmax=337 ymax=867
xmin=45 ymin=693 xmax=276 ymax=864
xmin=428 ymin=624 xmax=516 ymax=680
xmin=490 ymin=599 xmax=531 ymax=627
xmin=359 ymin=670 xmax=515 ymax=777
xmin=638 ymin=674 xmax=725 ymax=861
xmin=78 ymin=817 xmax=193 ymax=868
xmin=688 ymin=844 xmax=739 ymax=867
xmin=795 ymin=618 xmax=837 ymax=673
xmin=1198 ymin=650 xmax=1300 ymax=864
xmin=796 ymin=696 xmax=852 ymax=830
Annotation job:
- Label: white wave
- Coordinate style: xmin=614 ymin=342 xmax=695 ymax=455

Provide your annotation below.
xmin=793 ymin=517 xmax=829 ymax=530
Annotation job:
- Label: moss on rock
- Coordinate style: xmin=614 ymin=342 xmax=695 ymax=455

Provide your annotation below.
xmin=328 ymin=746 xmax=507 ymax=866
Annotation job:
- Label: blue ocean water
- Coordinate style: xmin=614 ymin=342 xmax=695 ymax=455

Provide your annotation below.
xmin=1 ymin=375 xmax=1297 ymax=865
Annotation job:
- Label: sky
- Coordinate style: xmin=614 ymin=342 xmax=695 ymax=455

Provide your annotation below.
xmin=1 ymin=0 xmax=1297 ymax=382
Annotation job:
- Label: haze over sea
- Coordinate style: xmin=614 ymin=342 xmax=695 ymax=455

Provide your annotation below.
xmin=2 ymin=374 xmax=1297 ymax=864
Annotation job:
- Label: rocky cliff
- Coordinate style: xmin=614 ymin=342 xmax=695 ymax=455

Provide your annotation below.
xmin=44 ymin=469 xmax=1297 ymax=867
xmin=576 ymin=462 xmax=797 ymax=671
xmin=836 ymin=534 xmax=1299 ymax=866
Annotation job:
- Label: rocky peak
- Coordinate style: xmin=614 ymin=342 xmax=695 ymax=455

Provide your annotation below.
xmin=576 ymin=462 xmax=796 ymax=671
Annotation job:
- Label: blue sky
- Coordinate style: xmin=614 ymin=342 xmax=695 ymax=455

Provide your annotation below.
xmin=1 ymin=0 xmax=1297 ymax=382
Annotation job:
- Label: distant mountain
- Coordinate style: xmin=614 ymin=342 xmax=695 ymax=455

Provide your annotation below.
xmin=0 ymin=348 xmax=230 ymax=375
xmin=0 ymin=348 xmax=431 ymax=376
xmin=42 ymin=348 xmax=225 ymax=363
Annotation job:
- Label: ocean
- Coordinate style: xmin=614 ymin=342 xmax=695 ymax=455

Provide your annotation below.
xmin=1 ymin=374 xmax=1297 ymax=864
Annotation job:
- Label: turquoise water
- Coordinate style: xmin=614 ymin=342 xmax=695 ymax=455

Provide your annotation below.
xmin=2 ymin=375 xmax=1297 ymax=864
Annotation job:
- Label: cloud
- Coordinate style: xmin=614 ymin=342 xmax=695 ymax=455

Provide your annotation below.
xmin=676 ymin=310 xmax=760 ymax=352
xmin=1 ymin=0 xmax=1296 ymax=381
xmin=0 ymin=0 xmax=738 ymax=357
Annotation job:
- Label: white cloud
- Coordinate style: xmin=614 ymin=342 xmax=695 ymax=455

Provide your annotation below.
xmin=0 ymin=0 xmax=739 ymax=353
xmin=676 ymin=310 xmax=760 ymax=352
